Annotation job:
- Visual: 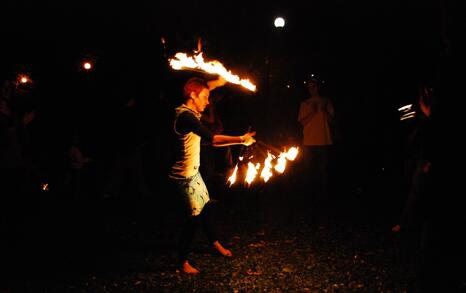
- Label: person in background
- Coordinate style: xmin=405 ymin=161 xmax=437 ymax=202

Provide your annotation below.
xmin=391 ymin=82 xmax=464 ymax=292
xmin=200 ymin=92 xmax=233 ymax=196
xmin=392 ymin=84 xmax=435 ymax=234
xmin=297 ymin=74 xmax=336 ymax=206
xmin=66 ymin=134 xmax=93 ymax=199
xmin=102 ymin=96 xmax=152 ymax=199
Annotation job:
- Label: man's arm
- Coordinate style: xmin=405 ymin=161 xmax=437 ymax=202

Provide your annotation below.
xmin=212 ymin=132 xmax=256 ymax=147
xmin=207 ymin=76 xmax=227 ymax=90
xmin=298 ymin=101 xmax=317 ymax=126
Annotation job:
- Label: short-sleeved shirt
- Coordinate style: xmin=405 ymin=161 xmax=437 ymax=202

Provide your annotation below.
xmin=298 ymin=96 xmax=334 ymax=146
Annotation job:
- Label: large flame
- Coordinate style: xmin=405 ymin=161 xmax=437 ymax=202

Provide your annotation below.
xmin=169 ymin=52 xmax=256 ymax=92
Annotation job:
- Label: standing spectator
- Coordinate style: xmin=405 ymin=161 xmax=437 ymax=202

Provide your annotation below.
xmin=0 ymin=78 xmax=38 ymax=290
xmin=392 ymin=81 xmax=464 ymax=292
xmin=102 ymin=96 xmax=152 ymax=199
xmin=65 ymin=134 xmax=93 ymax=199
xmin=392 ymin=84 xmax=435 ymax=234
xmin=297 ymin=74 xmax=336 ymax=205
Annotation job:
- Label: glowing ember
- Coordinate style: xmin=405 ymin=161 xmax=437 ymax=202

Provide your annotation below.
xmin=168 ymin=52 xmax=257 ymax=92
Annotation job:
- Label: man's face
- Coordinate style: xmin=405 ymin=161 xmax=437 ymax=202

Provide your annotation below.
xmin=193 ymin=88 xmax=210 ymax=113
xmin=307 ymin=82 xmax=320 ymax=94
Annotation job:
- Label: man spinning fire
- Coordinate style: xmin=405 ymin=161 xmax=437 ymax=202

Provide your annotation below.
xmin=168 ymin=76 xmax=256 ymax=274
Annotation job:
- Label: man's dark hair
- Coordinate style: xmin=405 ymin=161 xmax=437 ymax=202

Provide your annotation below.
xmin=183 ymin=77 xmax=208 ymax=100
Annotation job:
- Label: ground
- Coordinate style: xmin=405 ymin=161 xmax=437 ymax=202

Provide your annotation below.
xmin=2 ymin=178 xmax=465 ymax=292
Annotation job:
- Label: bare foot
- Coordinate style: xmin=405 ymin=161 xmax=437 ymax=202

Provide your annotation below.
xmin=182 ymin=261 xmax=200 ymax=274
xmin=213 ymin=241 xmax=233 ymax=257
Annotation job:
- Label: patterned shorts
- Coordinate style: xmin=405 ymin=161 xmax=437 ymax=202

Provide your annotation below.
xmin=173 ymin=172 xmax=210 ymax=216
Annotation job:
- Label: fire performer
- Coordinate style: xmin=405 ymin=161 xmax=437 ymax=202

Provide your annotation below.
xmin=168 ymin=76 xmax=256 ymax=274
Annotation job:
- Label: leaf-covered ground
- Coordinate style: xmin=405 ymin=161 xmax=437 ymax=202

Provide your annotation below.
xmin=3 ymin=181 xmax=465 ymax=292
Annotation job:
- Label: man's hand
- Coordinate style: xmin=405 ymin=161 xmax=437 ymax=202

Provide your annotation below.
xmin=241 ymin=131 xmax=256 ymax=146
xmin=208 ymin=76 xmax=228 ymax=90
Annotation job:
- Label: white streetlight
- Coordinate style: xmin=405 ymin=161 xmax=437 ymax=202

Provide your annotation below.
xmin=274 ymin=17 xmax=285 ymax=28
xmin=82 ymin=61 xmax=93 ymax=71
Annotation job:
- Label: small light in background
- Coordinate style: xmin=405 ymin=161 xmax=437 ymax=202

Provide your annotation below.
xmin=17 ymin=74 xmax=30 ymax=84
xmin=41 ymin=183 xmax=49 ymax=191
xmin=15 ymin=73 xmax=34 ymax=92
xmin=82 ymin=61 xmax=93 ymax=71
xmin=274 ymin=17 xmax=285 ymax=28
xmin=398 ymin=103 xmax=416 ymax=121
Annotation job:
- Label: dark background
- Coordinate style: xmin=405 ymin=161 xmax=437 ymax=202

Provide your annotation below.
xmin=1 ymin=0 xmax=464 ymax=192
xmin=2 ymin=2 xmax=466 ymax=291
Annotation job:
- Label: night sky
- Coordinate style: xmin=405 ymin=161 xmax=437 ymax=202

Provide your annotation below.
xmin=1 ymin=0 xmax=464 ymax=173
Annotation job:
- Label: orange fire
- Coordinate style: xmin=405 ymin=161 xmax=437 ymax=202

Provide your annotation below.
xmin=168 ymin=52 xmax=257 ymax=92
xmin=227 ymin=146 xmax=299 ymax=186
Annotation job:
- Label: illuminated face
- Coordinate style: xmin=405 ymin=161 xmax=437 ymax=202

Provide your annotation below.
xmin=307 ymin=82 xmax=320 ymax=94
xmin=192 ymin=88 xmax=210 ymax=113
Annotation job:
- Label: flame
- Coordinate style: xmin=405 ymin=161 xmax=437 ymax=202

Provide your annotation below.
xmin=284 ymin=147 xmax=299 ymax=160
xmin=168 ymin=52 xmax=257 ymax=92
xmin=227 ymin=164 xmax=239 ymax=186
xmin=245 ymin=162 xmax=261 ymax=185
xmin=227 ymin=146 xmax=300 ymax=187
xmin=260 ymin=152 xmax=274 ymax=182
xmin=274 ymin=153 xmax=288 ymax=173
